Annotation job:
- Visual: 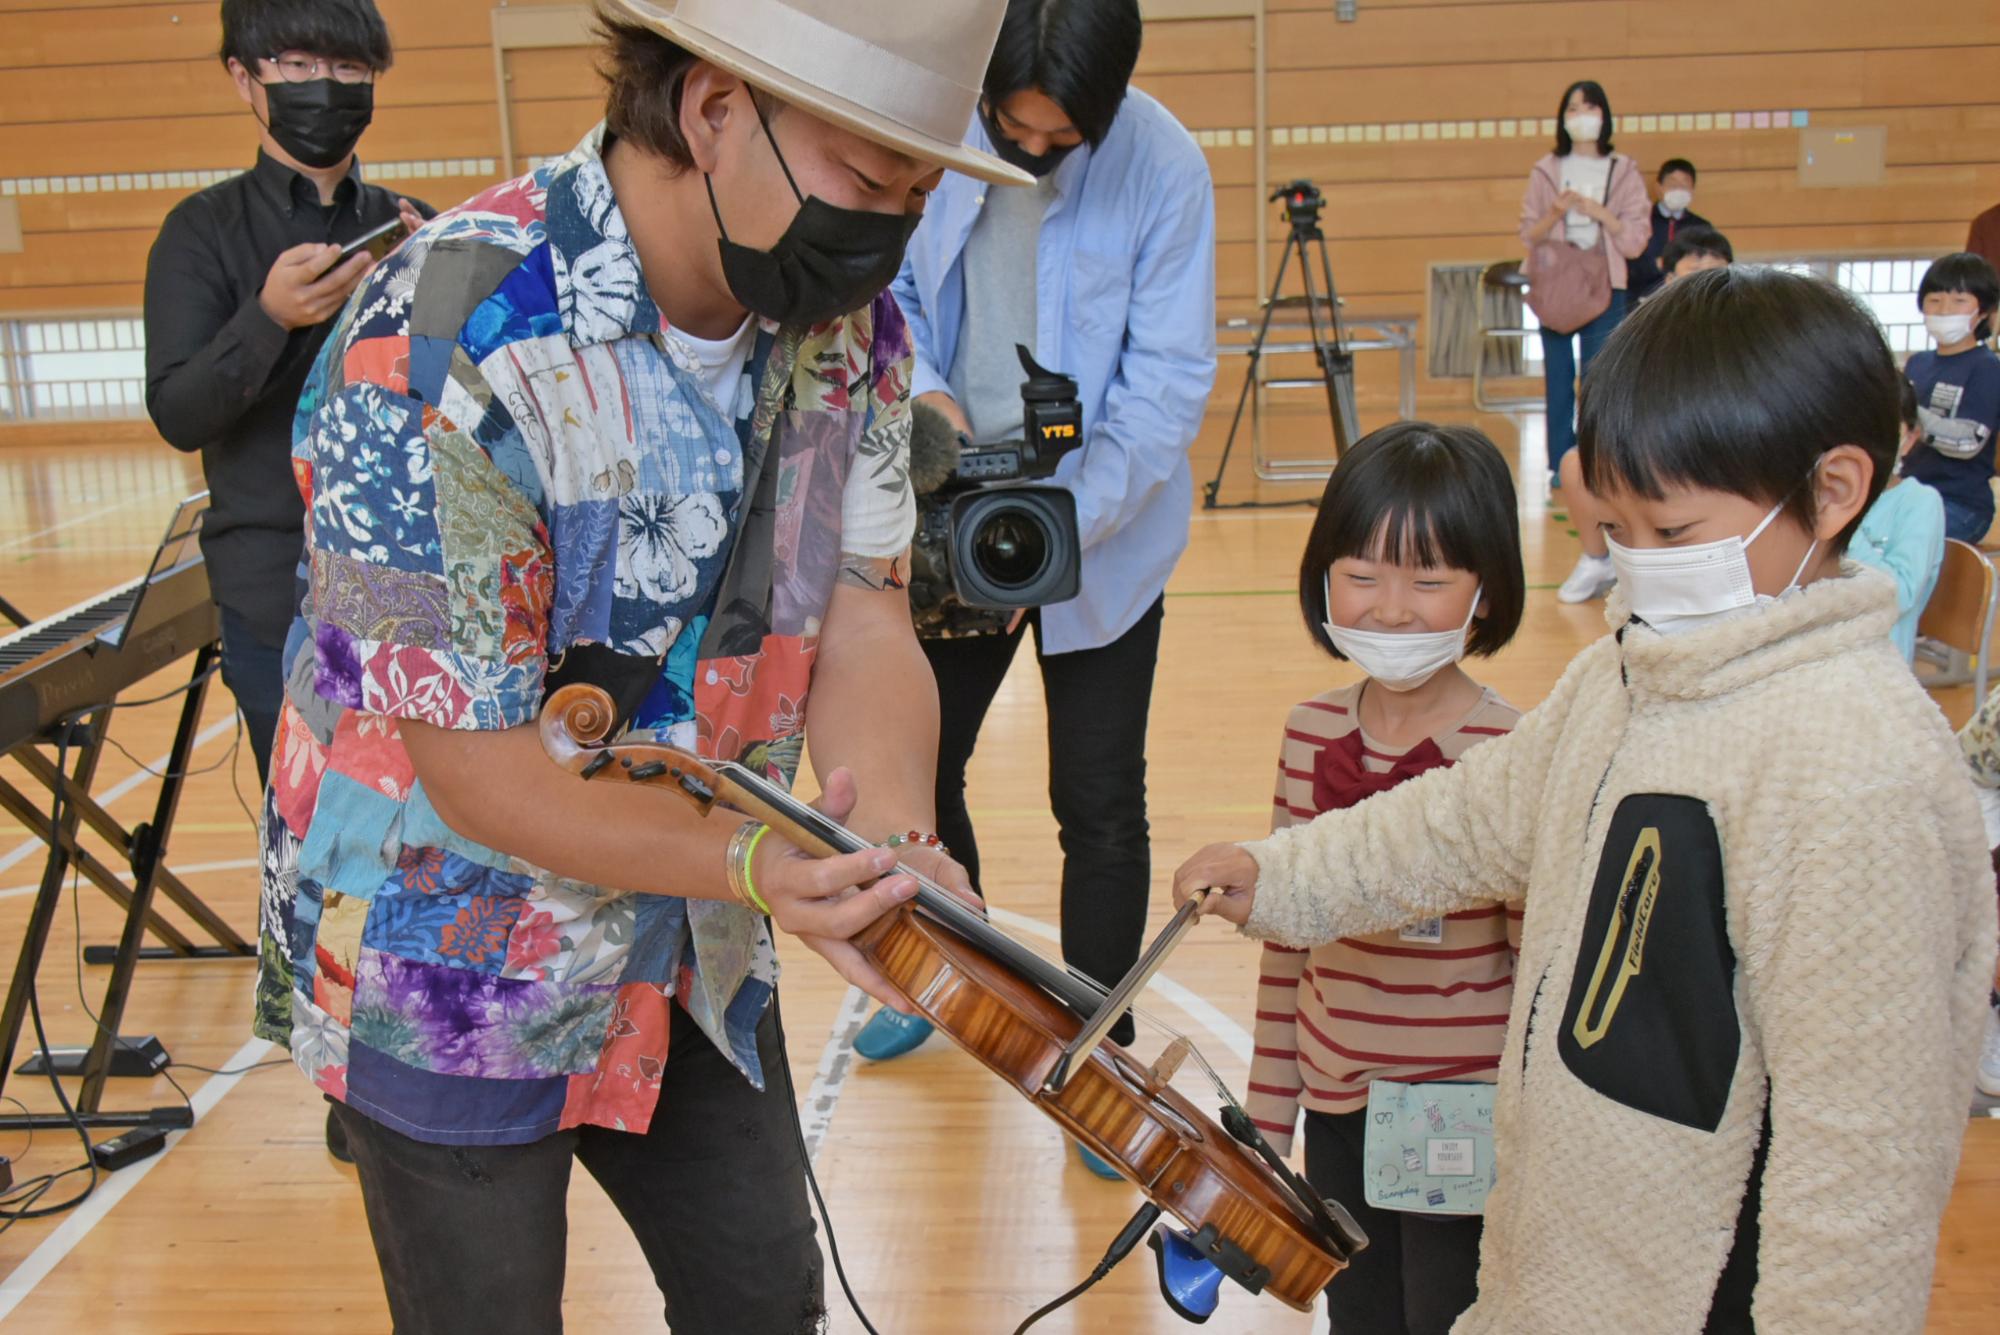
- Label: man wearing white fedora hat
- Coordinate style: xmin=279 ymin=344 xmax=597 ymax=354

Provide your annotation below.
xmin=252 ymin=1 xmax=1024 ymax=1329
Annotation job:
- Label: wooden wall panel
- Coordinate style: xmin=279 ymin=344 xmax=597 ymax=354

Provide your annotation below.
xmin=1 ymin=0 xmax=1997 ymax=429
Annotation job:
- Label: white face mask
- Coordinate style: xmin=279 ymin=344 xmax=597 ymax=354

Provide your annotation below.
xmin=1606 ymin=495 xmax=1818 ymax=637
xmin=1564 ymin=113 xmax=1603 ymax=145
xmin=1661 ymin=188 xmax=1693 ymax=214
xmin=1322 ymin=573 xmax=1480 ymax=691
xmin=1926 ymin=312 xmax=1977 ymax=345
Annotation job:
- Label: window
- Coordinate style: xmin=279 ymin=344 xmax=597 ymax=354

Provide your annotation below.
xmin=1519 ymin=254 xmax=1936 ymax=367
xmin=0 ymin=317 xmax=147 ymax=422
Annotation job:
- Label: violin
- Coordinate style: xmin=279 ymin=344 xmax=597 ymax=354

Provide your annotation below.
xmin=539 ymin=684 xmax=1364 ymax=1315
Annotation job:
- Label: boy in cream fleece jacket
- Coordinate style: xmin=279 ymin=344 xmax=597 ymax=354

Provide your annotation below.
xmin=1176 ymin=267 xmax=1996 ymax=1335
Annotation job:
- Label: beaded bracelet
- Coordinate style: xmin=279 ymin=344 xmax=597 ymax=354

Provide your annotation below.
xmin=882 ymin=830 xmax=950 ymax=857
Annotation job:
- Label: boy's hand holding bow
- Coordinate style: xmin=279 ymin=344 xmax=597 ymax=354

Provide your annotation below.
xmin=1172 ymin=844 xmax=1262 ymax=926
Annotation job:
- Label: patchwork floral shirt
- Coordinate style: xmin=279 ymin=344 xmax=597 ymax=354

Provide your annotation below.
xmin=252 ymin=125 xmax=916 ymax=1146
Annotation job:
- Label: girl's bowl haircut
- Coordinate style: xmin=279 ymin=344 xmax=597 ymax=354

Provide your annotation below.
xmin=1298 ymin=421 xmax=1525 ymax=661
xmin=1578 ymin=266 xmax=1899 ymax=553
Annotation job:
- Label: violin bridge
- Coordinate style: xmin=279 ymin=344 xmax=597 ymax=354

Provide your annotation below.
xmin=1145 ymin=1037 xmax=1192 ymax=1094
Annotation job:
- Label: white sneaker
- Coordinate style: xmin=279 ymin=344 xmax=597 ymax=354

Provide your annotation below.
xmin=1557 ymin=553 xmax=1617 ymax=604
xmin=1978 ymin=1005 xmax=2000 ymax=1099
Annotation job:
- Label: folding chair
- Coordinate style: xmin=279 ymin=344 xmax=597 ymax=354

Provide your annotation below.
xmin=1916 ymin=538 xmax=1998 ymax=700
xmin=1472 ymin=260 xmax=1540 ymax=412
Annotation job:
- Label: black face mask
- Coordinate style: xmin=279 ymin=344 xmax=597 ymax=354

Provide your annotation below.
xmin=979 ymin=103 xmax=1082 ymax=179
xmin=706 ymin=106 xmax=919 ymax=328
xmin=261 ymin=78 xmax=374 ymax=170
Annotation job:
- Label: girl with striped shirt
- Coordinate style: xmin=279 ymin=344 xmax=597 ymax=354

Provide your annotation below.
xmin=1245 ymin=421 xmax=1527 ymax=1334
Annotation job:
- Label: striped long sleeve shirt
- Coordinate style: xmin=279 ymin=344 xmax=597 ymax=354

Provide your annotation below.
xmin=1245 ymin=683 xmax=1522 ymax=1155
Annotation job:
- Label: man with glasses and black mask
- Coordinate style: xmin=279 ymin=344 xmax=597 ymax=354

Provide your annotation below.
xmin=144 ymin=0 xmax=429 ymax=1165
xmin=860 ymin=0 xmax=1218 ymax=1180
xmin=251 ymin=2 xmax=1014 ymax=1328
xmin=145 ymin=0 xmax=428 ymax=785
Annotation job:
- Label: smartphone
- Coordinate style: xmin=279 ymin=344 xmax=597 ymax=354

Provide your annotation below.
xmin=317 ymin=217 xmax=410 ymax=279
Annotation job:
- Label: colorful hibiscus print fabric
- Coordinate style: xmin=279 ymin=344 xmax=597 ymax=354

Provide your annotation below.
xmin=253 ymin=125 xmax=916 ymax=1145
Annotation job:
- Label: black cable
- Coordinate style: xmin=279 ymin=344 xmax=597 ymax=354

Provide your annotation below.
xmin=97 ymin=662 xmax=222 ymax=713
xmin=168 ymin=1057 xmax=289 ymax=1077
xmin=0 ymin=651 xmax=246 ymax=1228
xmin=769 ymin=989 xmax=879 ymax=1335
xmin=1012 ymin=1201 xmax=1164 ymax=1334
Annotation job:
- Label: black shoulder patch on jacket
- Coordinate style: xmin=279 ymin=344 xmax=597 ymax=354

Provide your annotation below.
xmin=1557 ymin=793 xmax=1741 ymax=1131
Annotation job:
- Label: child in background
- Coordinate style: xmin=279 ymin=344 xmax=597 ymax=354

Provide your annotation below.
xmin=1247 ymin=421 xmax=1526 ymax=1335
xmin=1659 ymin=225 xmax=1731 ymax=284
xmin=1901 ymin=252 xmax=2000 ymax=543
xmin=1850 ymin=376 xmax=1945 ymax=662
xmin=1177 ymin=268 xmax=1995 ymax=1334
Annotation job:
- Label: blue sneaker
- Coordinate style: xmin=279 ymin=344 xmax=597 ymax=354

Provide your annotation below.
xmin=853 ymin=1006 xmax=933 ymax=1061
xmin=1075 ymin=1141 xmax=1123 ymax=1180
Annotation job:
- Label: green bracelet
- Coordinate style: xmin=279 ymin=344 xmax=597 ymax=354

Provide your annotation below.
xmin=740 ymin=825 xmax=774 ymax=916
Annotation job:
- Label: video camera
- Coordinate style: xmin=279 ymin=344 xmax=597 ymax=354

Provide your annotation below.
xmin=1272 ymin=179 xmax=1324 ymax=230
xmin=908 ymin=345 xmax=1084 ymax=638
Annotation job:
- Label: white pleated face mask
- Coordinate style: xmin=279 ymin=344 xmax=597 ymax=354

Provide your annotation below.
xmin=1926 ymin=312 xmax=1977 ymax=345
xmin=1322 ymin=572 xmax=1480 ymax=691
xmin=1606 ymin=491 xmax=1819 ymax=636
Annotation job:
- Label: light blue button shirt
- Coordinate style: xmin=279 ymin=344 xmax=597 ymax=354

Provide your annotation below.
xmin=893 ymin=90 xmax=1217 ymax=654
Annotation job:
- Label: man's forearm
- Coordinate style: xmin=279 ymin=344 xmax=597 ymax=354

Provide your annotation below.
xmin=402 ymin=719 xmax=740 ymax=900
xmin=806 ymin=587 xmax=941 ymax=842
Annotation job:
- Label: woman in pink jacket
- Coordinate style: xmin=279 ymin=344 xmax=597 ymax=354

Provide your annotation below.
xmin=1521 ymin=80 xmax=1651 ymax=604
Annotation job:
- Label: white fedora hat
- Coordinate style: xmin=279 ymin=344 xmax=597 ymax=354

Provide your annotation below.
xmin=607 ymin=0 xmax=1034 ymax=186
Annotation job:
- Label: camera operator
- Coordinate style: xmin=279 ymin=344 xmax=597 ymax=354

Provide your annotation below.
xmin=860 ymin=0 xmax=1217 ymax=1133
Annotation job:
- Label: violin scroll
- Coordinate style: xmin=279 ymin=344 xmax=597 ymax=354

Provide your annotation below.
xmin=540 ymin=683 xmax=618 ymax=774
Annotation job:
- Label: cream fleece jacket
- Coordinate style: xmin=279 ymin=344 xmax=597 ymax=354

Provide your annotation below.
xmin=1242 ymin=566 xmax=1995 ymax=1334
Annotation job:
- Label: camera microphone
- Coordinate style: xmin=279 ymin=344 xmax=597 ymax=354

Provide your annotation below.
xmin=908 ymin=398 xmax=966 ymax=498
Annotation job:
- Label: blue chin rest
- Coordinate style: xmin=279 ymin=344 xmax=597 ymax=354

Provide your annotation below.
xmin=1148 ymin=1224 xmax=1225 ymax=1323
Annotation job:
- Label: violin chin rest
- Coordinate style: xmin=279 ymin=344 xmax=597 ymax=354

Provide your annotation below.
xmin=1148 ymin=1225 xmax=1224 ymax=1324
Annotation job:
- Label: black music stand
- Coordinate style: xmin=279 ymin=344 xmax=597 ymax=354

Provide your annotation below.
xmin=0 ymin=495 xmax=251 ymax=1133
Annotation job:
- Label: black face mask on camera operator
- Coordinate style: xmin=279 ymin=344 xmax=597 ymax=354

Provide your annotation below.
xmin=979 ymin=104 xmax=1081 ymax=179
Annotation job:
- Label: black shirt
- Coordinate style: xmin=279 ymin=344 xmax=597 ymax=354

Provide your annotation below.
xmin=1628 ymin=202 xmax=1713 ymax=302
xmin=143 ymin=151 xmax=432 ymax=646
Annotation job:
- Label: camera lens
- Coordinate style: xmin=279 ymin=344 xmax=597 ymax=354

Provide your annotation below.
xmin=972 ymin=509 xmax=1050 ymax=590
xmin=946 ymin=486 xmax=1081 ymax=611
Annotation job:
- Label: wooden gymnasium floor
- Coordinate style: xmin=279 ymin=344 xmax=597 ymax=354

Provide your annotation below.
xmin=0 ymin=415 xmax=1991 ymax=1334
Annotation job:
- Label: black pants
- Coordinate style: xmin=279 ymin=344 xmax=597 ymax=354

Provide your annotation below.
xmin=334 ymin=1003 xmax=824 ymax=1335
xmin=217 ymin=604 xmax=284 ymax=787
xmin=924 ymin=597 xmax=1163 ymax=1045
xmin=1305 ymin=1108 xmax=1483 ymax=1335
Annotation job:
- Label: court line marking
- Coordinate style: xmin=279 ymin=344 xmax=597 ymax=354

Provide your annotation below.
xmin=0 ymin=1035 xmax=273 ymax=1322
xmin=800 ymin=985 xmax=873 ymax=1166
xmin=0 ymin=714 xmax=241 ymax=879
xmin=0 ymin=501 xmax=137 ymax=553
xmin=0 ymin=857 xmax=258 ymax=902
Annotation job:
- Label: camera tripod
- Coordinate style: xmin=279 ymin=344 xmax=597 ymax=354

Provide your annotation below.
xmin=1203 ymin=181 xmax=1361 ymax=509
